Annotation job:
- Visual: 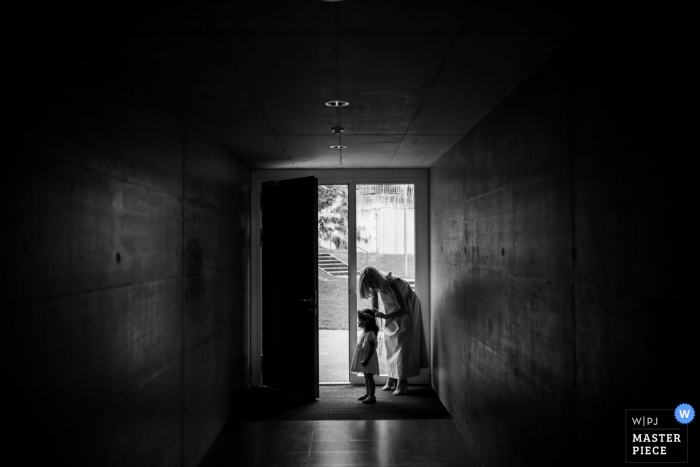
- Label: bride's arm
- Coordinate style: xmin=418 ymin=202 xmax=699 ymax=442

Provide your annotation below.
xmin=376 ymin=281 xmax=409 ymax=320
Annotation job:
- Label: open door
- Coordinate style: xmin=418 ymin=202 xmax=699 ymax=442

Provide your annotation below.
xmin=261 ymin=176 xmax=319 ymax=399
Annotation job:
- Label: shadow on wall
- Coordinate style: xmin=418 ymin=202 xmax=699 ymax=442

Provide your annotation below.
xmin=186 ymin=239 xmax=203 ymax=298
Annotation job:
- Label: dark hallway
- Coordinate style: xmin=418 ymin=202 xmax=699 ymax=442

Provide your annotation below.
xmin=6 ymin=2 xmax=693 ymax=466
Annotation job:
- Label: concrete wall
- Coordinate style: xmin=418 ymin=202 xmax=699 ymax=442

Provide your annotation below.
xmin=6 ymin=37 xmax=250 ymax=466
xmin=429 ymin=17 xmax=692 ymax=467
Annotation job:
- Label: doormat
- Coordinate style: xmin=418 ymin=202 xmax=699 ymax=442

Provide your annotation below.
xmin=234 ymin=385 xmax=452 ymax=421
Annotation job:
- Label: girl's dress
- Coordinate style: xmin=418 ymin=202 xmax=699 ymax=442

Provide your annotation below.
xmin=350 ymin=330 xmax=380 ymax=375
xmin=378 ymin=274 xmax=429 ymax=379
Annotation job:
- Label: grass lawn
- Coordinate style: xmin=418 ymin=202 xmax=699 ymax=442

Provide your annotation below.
xmin=318 ymin=247 xmax=415 ymax=330
xmin=319 ymin=271 xmax=351 ymax=330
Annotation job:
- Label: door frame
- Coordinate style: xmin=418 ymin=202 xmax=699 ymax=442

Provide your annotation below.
xmin=250 ymin=169 xmax=430 ymax=387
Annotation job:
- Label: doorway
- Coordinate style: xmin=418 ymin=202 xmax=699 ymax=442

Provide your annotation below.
xmin=250 ymin=169 xmax=430 ymax=388
xmin=318 ymin=183 xmax=416 ymax=384
xmin=318 ymin=184 xmax=349 ymax=383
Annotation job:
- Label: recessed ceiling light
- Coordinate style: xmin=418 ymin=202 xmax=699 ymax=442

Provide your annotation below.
xmin=330 ymin=145 xmax=346 ymax=149
xmin=325 ymin=100 xmax=349 ymax=107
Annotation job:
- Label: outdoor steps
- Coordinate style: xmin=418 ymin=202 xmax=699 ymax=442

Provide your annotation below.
xmin=319 ymin=253 xmax=350 ymax=276
xmin=319 ymin=253 xmax=416 ymax=289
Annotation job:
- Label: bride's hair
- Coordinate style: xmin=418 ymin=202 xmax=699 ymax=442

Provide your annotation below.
xmin=358 ymin=266 xmax=389 ymax=299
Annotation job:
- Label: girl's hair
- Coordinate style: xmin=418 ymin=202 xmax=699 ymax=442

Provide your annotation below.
xmin=358 ymin=265 xmax=389 ymax=299
xmin=357 ymin=309 xmax=379 ymax=335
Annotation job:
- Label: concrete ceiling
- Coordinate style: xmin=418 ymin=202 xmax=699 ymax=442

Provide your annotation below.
xmin=103 ymin=1 xmax=588 ymax=169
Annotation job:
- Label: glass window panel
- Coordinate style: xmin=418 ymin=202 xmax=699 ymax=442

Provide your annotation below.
xmin=355 ymin=184 xmax=415 ymax=376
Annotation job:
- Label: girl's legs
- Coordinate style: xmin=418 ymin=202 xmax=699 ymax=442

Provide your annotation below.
xmin=362 ymin=373 xmax=376 ymax=403
xmin=358 ymin=375 xmax=370 ymax=400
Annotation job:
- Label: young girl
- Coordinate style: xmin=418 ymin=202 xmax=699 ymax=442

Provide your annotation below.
xmin=350 ymin=309 xmax=380 ymax=404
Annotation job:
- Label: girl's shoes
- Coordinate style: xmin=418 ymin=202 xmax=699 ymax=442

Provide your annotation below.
xmin=358 ymin=394 xmax=369 ymax=401
xmin=362 ymin=396 xmax=376 ymax=404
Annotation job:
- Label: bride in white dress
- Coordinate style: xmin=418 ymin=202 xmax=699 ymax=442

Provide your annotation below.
xmin=358 ymin=266 xmax=428 ymax=395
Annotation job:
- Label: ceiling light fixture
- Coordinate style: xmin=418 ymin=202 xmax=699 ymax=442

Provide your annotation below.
xmin=331 ymin=126 xmax=344 ymax=133
xmin=325 ymin=100 xmax=349 ymax=107
xmin=330 ymin=145 xmax=346 ymax=149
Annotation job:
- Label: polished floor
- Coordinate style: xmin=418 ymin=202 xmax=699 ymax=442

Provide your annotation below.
xmin=198 ymin=418 xmax=482 ymax=466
